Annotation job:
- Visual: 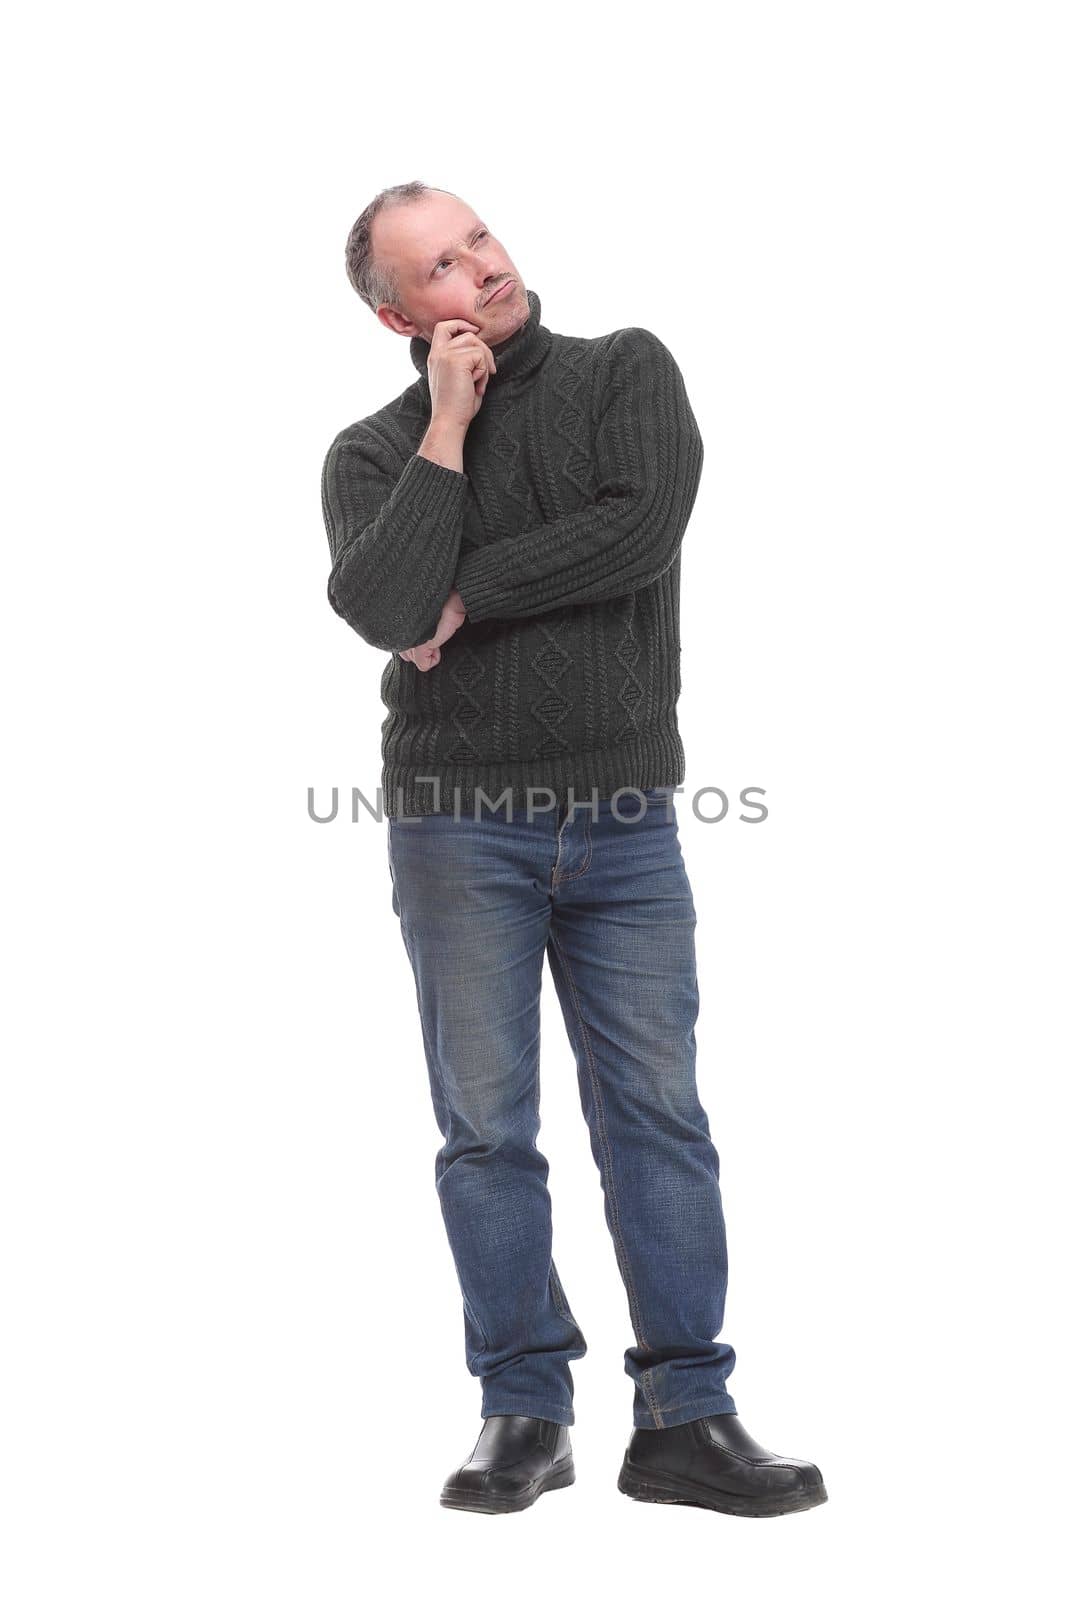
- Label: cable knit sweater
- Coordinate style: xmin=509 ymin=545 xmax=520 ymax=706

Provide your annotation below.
xmin=321 ymin=289 xmax=704 ymax=817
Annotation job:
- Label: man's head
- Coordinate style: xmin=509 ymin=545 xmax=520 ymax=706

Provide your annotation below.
xmin=345 ymin=182 xmax=528 ymax=349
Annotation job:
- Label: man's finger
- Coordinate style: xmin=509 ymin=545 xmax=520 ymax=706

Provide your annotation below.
xmin=432 ymin=318 xmax=480 ymax=339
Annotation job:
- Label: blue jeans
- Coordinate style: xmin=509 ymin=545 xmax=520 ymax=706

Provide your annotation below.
xmin=386 ymin=785 xmax=737 ymax=1430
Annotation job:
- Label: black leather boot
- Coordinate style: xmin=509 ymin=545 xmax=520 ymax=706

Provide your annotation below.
xmin=440 ymin=1414 xmax=575 ymax=1513
xmin=618 ymin=1412 xmax=827 ymax=1517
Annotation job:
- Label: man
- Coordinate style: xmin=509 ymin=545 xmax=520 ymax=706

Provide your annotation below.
xmin=321 ymin=182 xmax=827 ymax=1517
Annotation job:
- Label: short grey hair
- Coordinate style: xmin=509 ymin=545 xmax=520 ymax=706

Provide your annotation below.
xmin=345 ymin=181 xmax=459 ymax=313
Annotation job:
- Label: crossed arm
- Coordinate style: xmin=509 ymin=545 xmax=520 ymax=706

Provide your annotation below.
xmin=322 ymin=325 xmax=703 ymax=656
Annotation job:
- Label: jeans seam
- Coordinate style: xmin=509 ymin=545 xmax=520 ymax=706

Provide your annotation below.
xmin=401 ymin=929 xmax=490 ymax=1364
xmin=547 ymin=926 xmax=665 ymax=1429
xmin=651 ymin=1396 xmax=736 ymax=1416
xmin=463 ymin=1295 xmax=489 ymax=1358
xmin=548 ymin=1259 xmax=582 ymax=1332
xmin=552 ymin=809 xmax=593 ymax=887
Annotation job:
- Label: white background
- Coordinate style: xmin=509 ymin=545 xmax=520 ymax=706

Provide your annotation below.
xmin=3 ymin=2 xmax=1063 ymax=1594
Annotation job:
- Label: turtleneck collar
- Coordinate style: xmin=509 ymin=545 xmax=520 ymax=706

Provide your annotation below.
xmin=408 ymin=288 xmax=553 ymax=387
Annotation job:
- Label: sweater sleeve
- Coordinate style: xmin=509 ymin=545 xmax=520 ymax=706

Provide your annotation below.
xmin=322 ymin=424 xmax=469 ymax=652
xmin=450 ymin=326 xmax=704 ymax=623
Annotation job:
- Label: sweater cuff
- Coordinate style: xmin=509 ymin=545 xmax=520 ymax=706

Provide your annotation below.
xmin=402 ymin=450 xmax=468 ymax=517
xmin=453 ymin=547 xmax=503 ymax=624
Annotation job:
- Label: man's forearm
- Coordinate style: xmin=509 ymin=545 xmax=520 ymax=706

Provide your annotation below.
xmin=417 ymin=419 xmax=466 ymax=474
xmin=323 ymin=427 xmax=469 ymax=653
xmin=451 ymin=328 xmax=703 ymax=623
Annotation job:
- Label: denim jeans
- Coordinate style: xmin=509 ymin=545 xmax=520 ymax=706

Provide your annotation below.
xmin=386 ymin=785 xmax=737 ymax=1430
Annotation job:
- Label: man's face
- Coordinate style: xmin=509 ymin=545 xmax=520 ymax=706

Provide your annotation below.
xmin=372 ymin=192 xmax=527 ymax=348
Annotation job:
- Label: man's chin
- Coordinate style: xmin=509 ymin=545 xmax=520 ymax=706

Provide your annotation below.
xmin=485 ymin=295 xmax=528 ymax=342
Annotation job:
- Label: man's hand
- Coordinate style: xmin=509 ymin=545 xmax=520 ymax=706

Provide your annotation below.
xmin=425 ymin=319 xmax=497 ymax=428
xmin=399 ymin=588 xmax=468 ymax=671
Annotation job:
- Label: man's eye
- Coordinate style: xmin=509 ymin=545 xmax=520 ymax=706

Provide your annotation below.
xmin=435 ymin=231 xmax=489 ymax=272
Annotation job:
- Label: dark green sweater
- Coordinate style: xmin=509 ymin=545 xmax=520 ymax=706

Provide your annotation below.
xmin=321 ymin=289 xmax=704 ymax=817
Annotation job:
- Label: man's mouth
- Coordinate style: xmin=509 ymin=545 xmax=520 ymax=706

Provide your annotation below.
xmin=484 ymin=279 xmax=513 ymax=305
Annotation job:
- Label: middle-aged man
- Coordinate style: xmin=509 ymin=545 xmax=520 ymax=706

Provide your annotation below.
xmin=321 ymin=182 xmax=827 ymax=1517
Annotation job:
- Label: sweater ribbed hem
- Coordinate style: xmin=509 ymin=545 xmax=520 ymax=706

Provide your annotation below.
xmin=378 ymin=727 xmax=685 ymax=819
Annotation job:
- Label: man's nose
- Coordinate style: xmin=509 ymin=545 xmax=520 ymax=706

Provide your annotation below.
xmin=465 ymin=247 xmax=494 ymax=279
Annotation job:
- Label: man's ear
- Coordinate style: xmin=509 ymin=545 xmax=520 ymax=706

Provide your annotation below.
xmin=376 ymin=304 xmax=420 ymax=339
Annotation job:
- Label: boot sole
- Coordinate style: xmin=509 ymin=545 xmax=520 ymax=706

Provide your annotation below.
xmin=618 ymin=1459 xmax=827 ymax=1518
xmin=440 ymin=1455 xmax=575 ymax=1514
